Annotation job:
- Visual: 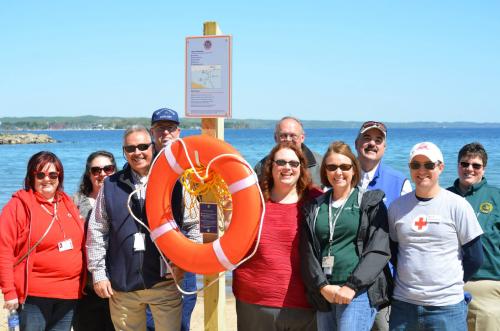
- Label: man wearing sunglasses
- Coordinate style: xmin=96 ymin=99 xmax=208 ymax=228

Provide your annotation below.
xmin=255 ymin=116 xmax=322 ymax=186
xmin=387 ymin=142 xmax=483 ymax=331
xmin=447 ymin=142 xmax=500 ymax=331
xmin=149 ymin=107 xmax=201 ymax=331
xmin=355 ymin=121 xmax=411 ymax=331
xmin=87 ymin=125 xmax=183 ymax=330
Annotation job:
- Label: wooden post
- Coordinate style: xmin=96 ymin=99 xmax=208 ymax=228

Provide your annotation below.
xmin=201 ymin=21 xmax=226 ymax=331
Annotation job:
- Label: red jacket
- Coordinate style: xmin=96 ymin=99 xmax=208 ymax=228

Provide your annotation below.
xmin=0 ymin=189 xmax=86 ymax=303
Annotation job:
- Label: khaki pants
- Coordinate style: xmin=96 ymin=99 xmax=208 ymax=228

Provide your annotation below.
xmin=464 ymin=280 xmax=500 ymax=331
xmin=109 ymin=280 xmax=182 ymax=331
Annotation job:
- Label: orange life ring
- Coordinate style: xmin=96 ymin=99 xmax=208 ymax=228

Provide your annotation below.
xmin=146 ymin=135 xmax=262 ymax=275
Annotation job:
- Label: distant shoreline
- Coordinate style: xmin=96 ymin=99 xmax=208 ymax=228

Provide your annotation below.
xmin=2 ymin=116 xmax=500 ymax=130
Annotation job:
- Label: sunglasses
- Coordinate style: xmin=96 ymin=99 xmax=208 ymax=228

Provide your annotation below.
xmin=35 ymin=171 xmax=59 ymax=180
xmin=123 ymin=143 xmax=152 ymax=153
xmin=325 ymin=163 xmax=353 ymax=172
xmin=409 ymin=161 xmax=439 ymax=170
xmin=90 ymin=165 xmax=116 ymax=176
xmin=274 ymin=159 xmax=300 ymax=168
xmin=460 ymin=161 xmax=483 ymax=170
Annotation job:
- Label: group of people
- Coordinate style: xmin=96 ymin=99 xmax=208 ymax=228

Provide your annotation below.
xmin=233 ymin=118 xmax=498 ymax=331
xmin=0 ymin=108 xmax=200 ymax=331
xmin=0 ymin=113 xmax=498 ymax=331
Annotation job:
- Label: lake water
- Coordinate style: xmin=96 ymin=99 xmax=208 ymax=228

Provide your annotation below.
xmin=1 ymin=127 xmax=500 ymax=209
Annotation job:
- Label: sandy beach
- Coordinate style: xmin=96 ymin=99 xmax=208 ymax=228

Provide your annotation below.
xmin=190 ymin=293 xmax=237 ymax=331
xmin=0 ymin=292 xmax=237 ymax=331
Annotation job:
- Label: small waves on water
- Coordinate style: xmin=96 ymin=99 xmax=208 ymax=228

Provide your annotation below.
xmin=1 ymin=127 xmax=500 ymax=209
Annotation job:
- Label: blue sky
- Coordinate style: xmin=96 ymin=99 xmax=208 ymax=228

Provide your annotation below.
xmin=1 ymin=1 xmax=499 ymax=122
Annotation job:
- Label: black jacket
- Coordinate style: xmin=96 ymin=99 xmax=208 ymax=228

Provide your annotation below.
xmin=299 ymin=189 xmax=392 ymax=311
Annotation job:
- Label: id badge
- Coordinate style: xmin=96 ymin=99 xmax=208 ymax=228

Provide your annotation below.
xmin=322 ymin=255 xmax=335 ymax=275
xmin=58 ymin=238 xmax=74 ymax=252
xmin=133 ymin=233 xmax=146 ymax=252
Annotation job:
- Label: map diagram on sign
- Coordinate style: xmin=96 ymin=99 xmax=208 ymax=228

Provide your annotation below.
xmin=191 ymin=65 xmax=222 ymax=89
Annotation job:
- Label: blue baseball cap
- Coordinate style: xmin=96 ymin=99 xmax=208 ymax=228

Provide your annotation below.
xmin=151 ymin=108 xmax=180 ymax=125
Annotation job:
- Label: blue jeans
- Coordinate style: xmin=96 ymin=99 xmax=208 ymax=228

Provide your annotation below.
xmin=181 ymin=272 xmax=197 ymax=331
xmin=389 ymin=299 xmax=467 ymax=331
xmin=317 ymin=291 xmax=376 ymax=331
xmin=19 ymin=296 xmax=77 ymax=331
xmin=146 ymin=305 xmax=155 ymax=331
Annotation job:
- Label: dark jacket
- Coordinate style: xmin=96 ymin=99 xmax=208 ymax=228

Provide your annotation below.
xmin=103 ymin=166 xmax=184 ymax=292
xmin=299 ymin=189 xmax=392 ymax=311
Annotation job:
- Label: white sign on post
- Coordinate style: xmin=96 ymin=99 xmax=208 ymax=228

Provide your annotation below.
xmin=185 ymin=35 xmax=232 ymax=118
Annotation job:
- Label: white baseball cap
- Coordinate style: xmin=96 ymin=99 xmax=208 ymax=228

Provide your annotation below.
xmin=409 ymin=142 xmax=444 ymax=163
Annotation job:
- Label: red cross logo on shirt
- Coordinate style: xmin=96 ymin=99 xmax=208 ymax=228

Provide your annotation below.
xmin=412 ymin=216 xmax=428 ymax=232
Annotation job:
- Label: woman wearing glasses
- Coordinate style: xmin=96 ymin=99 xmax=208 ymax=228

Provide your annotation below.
xmin=233 ymin=142 xmax=321 ymax=331
xmin=72 ymin=151 xmax=116 ymax=331
xmin=0 ymin=151 xmax=85 ymax=331
xmin=300 ymin=141 xmax=392 ymax=331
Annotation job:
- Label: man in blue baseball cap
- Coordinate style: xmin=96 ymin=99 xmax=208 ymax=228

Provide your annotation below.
xmin=150 ymin=108 xmax=181 ymax=148
xmin=149 ymin=107 xmax=201 ymax=331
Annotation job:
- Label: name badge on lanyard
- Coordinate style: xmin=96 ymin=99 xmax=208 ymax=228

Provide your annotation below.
xmin=58 ymin=239 xmax=74 ymax=252
xmin=325 ymin=188 xmax=355 ymax=276
xmin=322 ymin=255 xmax=335 ymax=275
xmin=134 ymin=233 xmax=146 ymax=252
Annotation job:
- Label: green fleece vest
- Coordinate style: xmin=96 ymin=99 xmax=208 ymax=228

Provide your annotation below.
xmin=448 ymin=178 xmax=500 ymax=280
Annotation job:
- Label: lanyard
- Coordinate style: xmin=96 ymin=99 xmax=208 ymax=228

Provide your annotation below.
xmin=41 ymin=202 xmax=66 ymax=238
xmin=327 ymin=188 xmax=354 ymax=254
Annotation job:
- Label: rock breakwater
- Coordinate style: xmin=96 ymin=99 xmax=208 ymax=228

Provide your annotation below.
xmin=0 ymin=133 xmax=57 ymax=144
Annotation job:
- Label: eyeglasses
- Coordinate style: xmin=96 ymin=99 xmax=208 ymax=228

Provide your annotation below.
xmin=35 ymin=171 xmax=59 ymax=180
xmin=409 ymin=161 xmax=439 ymax=170
xmin=325 ymin=164 xmax=353 ymax=172
xmin=90 ymin=165 xmax=116 ymax=176
xmin=274 ymin=159 xmax=300 ymax=168
xmin=360 ymin=121 xmax=387 ymax=133
xmin=153 ymin=124 xmax=178 ymax=133
xmin=123 ymin=143 xmax=152 ymax=153
xmin=278 ymin=133 xmax=300 ymax=142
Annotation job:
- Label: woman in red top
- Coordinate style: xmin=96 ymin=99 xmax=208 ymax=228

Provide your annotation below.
xmin=233 ymin=142 xmax=320 ymax=331
xmin=0 ymin=151 xmax=85 ymax=331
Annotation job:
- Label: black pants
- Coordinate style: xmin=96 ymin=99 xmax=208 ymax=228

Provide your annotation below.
xmin=73 ymin=289 xmax=114 ymax=331
xmin=236 ymin=299 xmax=317 ymax=331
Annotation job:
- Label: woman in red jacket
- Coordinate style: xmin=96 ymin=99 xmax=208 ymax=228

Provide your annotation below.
xmin=0 ymin=151 xmax=85 ymax=331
